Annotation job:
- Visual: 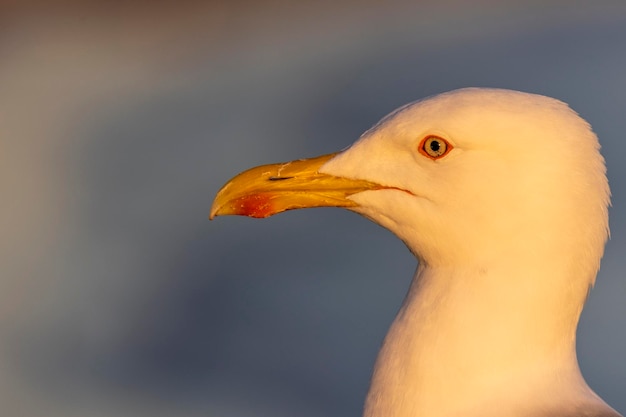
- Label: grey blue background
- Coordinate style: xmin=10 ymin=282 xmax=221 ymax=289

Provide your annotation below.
xmin=1 ymin=1 xmax=625 ymax=416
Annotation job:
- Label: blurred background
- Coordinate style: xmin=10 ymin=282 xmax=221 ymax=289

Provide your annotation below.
xmin=1 ymin=1 xmax=625 ymax=416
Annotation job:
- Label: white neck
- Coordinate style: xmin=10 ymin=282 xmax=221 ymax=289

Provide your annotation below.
xmin=363 ymin=261 xmax=609 ymax=417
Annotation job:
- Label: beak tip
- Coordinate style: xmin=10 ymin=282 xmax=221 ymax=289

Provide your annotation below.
xmin=209 ymin=202 xmax=221 ymax=220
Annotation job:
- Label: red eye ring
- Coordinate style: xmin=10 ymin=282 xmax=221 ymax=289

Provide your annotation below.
xmin=418 ymin=136 xmax=453 ymax=160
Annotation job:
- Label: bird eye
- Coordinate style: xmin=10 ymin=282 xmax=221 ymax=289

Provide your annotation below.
xmin=419 ymin=136 xmax=452 ymax=159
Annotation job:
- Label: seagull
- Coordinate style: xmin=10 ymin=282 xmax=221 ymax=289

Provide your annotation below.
xmin=210 ymin=88 xmax=621 ymax=417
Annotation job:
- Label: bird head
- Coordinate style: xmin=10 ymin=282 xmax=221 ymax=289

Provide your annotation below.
xmin=211 ymin=88 xmax=609 ymax=278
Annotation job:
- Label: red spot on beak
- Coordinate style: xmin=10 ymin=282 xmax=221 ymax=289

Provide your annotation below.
xmin=232 ymin=193 xmax=275 ymax=218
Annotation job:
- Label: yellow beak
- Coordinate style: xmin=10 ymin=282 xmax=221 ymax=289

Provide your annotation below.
xmin=210 ymin=153 xmax=385 ymax=219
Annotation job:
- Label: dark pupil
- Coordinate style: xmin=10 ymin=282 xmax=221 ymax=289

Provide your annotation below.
xmin=429 ymin=140 xmax=441 ymax=152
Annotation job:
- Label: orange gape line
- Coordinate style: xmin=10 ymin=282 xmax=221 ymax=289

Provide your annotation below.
xmin=231 ymin=194 xmax=275 ymax=218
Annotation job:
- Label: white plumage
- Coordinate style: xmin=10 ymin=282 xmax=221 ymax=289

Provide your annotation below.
xmin=211 ymin=88 xmax=620 ymax=417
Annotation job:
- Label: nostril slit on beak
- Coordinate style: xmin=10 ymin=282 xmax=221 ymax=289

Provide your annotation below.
xmin=268 ymin=176 xmax=294 ymax=181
